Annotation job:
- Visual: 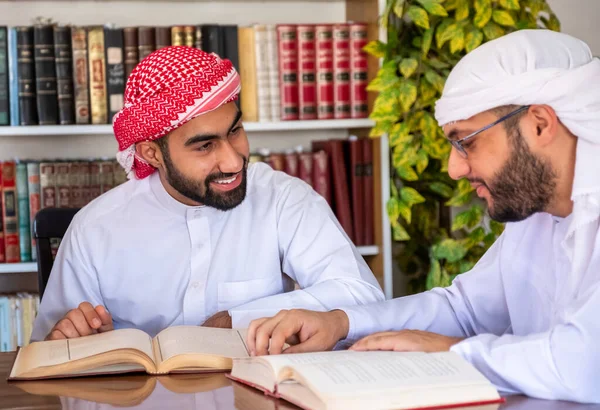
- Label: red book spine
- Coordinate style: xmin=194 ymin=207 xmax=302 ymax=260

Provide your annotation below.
xmin=267 ymin=153 xmax=285 ymax=172
xmin=362 ymin=138 xmax=374 ymax=245
xmin=298 ymin=153 xmax=314 ymax=187
xmin=333 ymin=24 xmax=351 ymax=119
xmin=311 ymin=150 xmax=331 ymax=206
xmin=277 ymin=25 xmax=299 ymax=121
xmin=2 ymin=161 xmax=21 ymax=263
xmin=297 ymin=25 xmax=317 ymax=120
xmin=350 ymin=23 xmax=369 ymax=119
xmin=284 ymin=152 xmax=299 ymax=178
xmin=0 ymin=164 xmax=4 ymax=263
xmin=315 ymin=25 xmax=334 ymax=120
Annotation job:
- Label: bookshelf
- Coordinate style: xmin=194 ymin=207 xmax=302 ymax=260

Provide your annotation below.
xmin=0 ymin=0 xmax=393 ymax=298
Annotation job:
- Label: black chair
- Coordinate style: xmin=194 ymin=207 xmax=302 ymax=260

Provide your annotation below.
xmin=33 ymin=207 xmax=80 ymax=300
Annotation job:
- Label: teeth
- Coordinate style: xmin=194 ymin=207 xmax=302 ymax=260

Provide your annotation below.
xmin=215 ymin=176 xmax=236 ymax=184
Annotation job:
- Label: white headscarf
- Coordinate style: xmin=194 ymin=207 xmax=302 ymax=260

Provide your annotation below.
xmin=434 ymin=29 xmax=600 ymax=303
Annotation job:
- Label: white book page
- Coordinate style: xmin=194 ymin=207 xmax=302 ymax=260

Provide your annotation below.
xmin=156 ymin=326 xmax=249 ymax=362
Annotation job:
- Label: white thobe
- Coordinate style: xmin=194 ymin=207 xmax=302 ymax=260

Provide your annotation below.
xmin=342 ymin=213 xmax=600 ymax=403
xmin=31 ymin=162 xmax=384 ymax=341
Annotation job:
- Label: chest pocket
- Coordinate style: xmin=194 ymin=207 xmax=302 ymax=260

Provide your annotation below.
xmin=217 ymin=276 xmax=282 ymax=312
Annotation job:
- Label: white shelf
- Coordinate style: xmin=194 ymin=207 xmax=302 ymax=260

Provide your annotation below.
xmin=0 ymin=245 xmax=379 ymax=273
xmin=0 ymin=119 xmax=374 ymax=137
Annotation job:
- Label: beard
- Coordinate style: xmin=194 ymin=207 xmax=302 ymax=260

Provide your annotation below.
xmin=471 ymin=128 xmax=557 ymax=223
xmin=162 ymin=151 xmax=248 ymax=211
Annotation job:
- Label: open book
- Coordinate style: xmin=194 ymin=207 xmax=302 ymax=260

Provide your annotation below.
xmin=8 ymin=326 xmax=250 ymax=380
xmin=229 ymin=350 xmax=503 ymax=410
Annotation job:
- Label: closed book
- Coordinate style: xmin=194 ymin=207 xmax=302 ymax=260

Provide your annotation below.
xmin=8 ymin=28 xmax=19 ymax=126
xmin=0 ymin=164 xmax=4 ymax=262
xmin=311 ymin=149 xmax=331 ymax=206
xmin=184 ymin=26 xmax=195 ymax=48
xmin=332 ymin=24 xmax=351 ymax=119
xmin=87 ymin=27 xmax=108 ymax=124
xmin=89 ymin=161 xmax=102 ymax=200
xmin=266 ymin=153 xmax=284 ymax=172
xmin=171 ymin=26 xmax=185 ymax=46
xmin=362 ymin=137 xmax=374 ymax=245
xmin=39 ymin=162 xmax=56 ymax=209
xmin=254 ymin=25 xmax=271 ymax=122
xmin=16 ymin=27 xmax=37 ymax=125
xmin=194 ymin=26 xmax=202 ymax=49
xmin=298 ymin=152 xmax=314 ymax=187
xmin=276 ymin=25 xmax=299 ymax=121
xmin=315 ymin=25 xmax=334 ymax=120
xmin=345 ymin=136 xmax=365 ymax=245
xmin=104 ymin=27 xmax=125 ymax=121
xmin=0 ymin=26 xmax=8 ymax=125
xmin=265 ymin=25 xmax=280 ymax=121
xmin=2 ymin=161 xmax=21 ymax=263
xmin=71 ymin=27 xmax=90 ymax=124
xmin=123 ymin=27 xmax=138 ymax=79
xmin=55 ymin=162 xmax=70 ymax=208
xmin=201 ymin=25 xmax=223 ymax=57
xmin=283 ymin=151 xmax=299 ymax=178
xmin=68 ymin=162 xmax=83 ymax=208
xmin=100 ymin=161 xmax=114 ymax=194
xmin=26 ymin=162 xmax=40 ymax=261
xmin=222 ymin=25 xmax=239 ymax=72
xmin=16 ymin=162 xmax=31 ymax=262
xmin=237 ymin=27 xmax=258 ymax=122
xmin=297 ymin=25 xmax=317 ymax=120
xmin=137 ymin=27 xmax=155 ymax=61
xmin=54 ymin=25 xmax=75 ymax=124
xmin=155 ymin=26 xmax=171 ymax=49
xmin=33 ymin=24 xmax=59 ymax=125
xmin=80 ymin=162 xmax=92 ymax=206
xmin=349 ymin=23 xmax=368 ymax=119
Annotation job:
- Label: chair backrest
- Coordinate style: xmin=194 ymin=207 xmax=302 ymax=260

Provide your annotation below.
xmin=33 ymin=207 xmax=80 ymax=300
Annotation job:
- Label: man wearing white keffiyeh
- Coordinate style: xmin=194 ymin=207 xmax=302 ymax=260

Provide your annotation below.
xmin=247 ymin=30 xmax=600 ymax=402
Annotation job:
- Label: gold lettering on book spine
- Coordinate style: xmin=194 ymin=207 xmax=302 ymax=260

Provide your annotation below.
xmin=88 ymin=28 xmax=108 ymax=124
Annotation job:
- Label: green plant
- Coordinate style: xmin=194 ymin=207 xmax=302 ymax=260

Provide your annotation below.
xmin=364 ymin=0 xmax=560 ymax=293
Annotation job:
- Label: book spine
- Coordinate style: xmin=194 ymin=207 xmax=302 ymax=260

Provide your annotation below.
xmin=0 ymin=165 xmax=4 ymax=263
xmin=71 ymin=27 xmax=90 ymax=124
xmin=2 ymin=161 xmax=20 ymax=263
xmin=171 ymin=26 xmax=185 ymax=46
xmin=87 ymin=27 xmax=107 ymax=124
xmin=155 ymin=26 xmax=171 ymax=49
xmin=194 ymin=26 xmax=202 ymax=49
xmin=54 ymin=25 xmax=75 ymax=125
xmin=0 ymin=27 xmax=8 ymax=125
xmin=16 ymin=163 xmax=31 ymax=262
xmin=34 ymin=24 xmax=58 ymax=125
xmin=333 ymin=24 xmax=351 ymax=119
xmin=39 ymin=162 xmax=56 ymax=209
xmin=16 ymin=27 xmax=37 ymax=125
xmin=350 ymin=23 xmax=368 ymax=119
xmin=56 ymin=162 xmax=70 ymax=207
xmin=237 ymin=27 xmax=258 ymax=122
xmin=104 ymin=27 xmax=125 ymax=121
xmin=362 ymin=137 xmax=374 ymax=245
xmin=68 ymin=162 xmax=81 ymax=208
xmin=276 ymin=25 xmax=299 ymax=121
xmin=283 ymin=152 xmax=299 ymax=178
xmin=26 ymin=162 xmax=40 ymax=261
xmin=266 ymin=153 xmax=285 ymax=171
xmin=201 ymin=25 xmax=223 ymax=56
xmin=254 ymin=25 xmax=271 ymax=122
xmin=137 ymin=27 xmax=155 ymax=62
xmin=297 ymin=25 xmax=317 ymax=120
xmin=265 ymin=25 xmax=280 ymax=122
xmin=100 ymin=161 xmax=114 ymax=194
xmin=184 ymin=26 xmax=195 ymax=48
xmin=222 ymin=25 xmax=239 ymax=73
xmin=311 ymin=149 xmax=331 ymax=205
xmin=298 ymin=152 xmax=314 ymax=187
xmin=123 ymin=27 xmax=138 ymax=79
xmin=8 ymin=28 xmax=19 ymax=126
xmin=315 ymin=25 xmax=334 ymax=120
xmin=81 ymin=162 xmax=91 ymax=205
xmin=0 ymin=297 xmax=6 ymax=351
xmin=347 ymin=137 xmax=365 ymax=245
xmin=89 ymin=161 xmax=101 ymax=201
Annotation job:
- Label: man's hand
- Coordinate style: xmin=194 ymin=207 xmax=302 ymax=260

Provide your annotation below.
xmin=46 ymin=302 xmax=113 ymax=340
xmin=201 ymin=311 xmax=232 ymax=329
xmin=247 ymin=309 xmax=349 ymax=356
xmin=350 ymin=330 xmax=464 ymax=353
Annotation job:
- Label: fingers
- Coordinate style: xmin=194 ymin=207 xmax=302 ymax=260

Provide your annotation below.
xmin=283 ymin=334 xmax=329 ymax=354
xmin=78 ymin=302 xmax=103 ymax=330
xmin=269 ymin=315 xmax=302 ymax=355
xmin=247 ymin=318 xmax=268 ymax=356
xmin=65 ymin=308 xmax=96 ymax=337
xmin=54 ymin=317 xmax=84 ymax=338
xmin=46 ymin=329 xmax=67 ymax=340
xmin=47 ymin=303 xmax=113 ymax=341
xmin=349 ymin=332 xmax=401 ymax=352
xmin=253 ymin=311 xmax=288 ymax=356
xmin=95 ymin=305 xmax=114 ymax=332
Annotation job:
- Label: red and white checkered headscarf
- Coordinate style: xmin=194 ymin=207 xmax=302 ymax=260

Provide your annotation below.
xmin=113 ymin=46 xmax=241 ymax=179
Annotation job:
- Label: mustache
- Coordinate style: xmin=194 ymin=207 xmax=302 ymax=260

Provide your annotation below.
xmin=205 ymin=157 xmax=248 ymax=183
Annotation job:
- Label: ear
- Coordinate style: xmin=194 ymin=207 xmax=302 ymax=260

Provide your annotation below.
xmin=526 ymin=104 xmax=559 ymax=148
xmin=135 ymin=141 xmax=164 ymax=170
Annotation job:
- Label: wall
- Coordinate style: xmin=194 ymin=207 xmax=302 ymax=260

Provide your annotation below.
xmin=548 ymin=0 xmax=600 ymax=55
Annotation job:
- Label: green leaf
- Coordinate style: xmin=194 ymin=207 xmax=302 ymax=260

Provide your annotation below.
xmin=429 ymin=182 xmax=454 ymax=198
xmin=398 ymin=80 xmax=418 ymax=112
xmin=432 ymin=238 xmax=468 ymax=262
xmin=389 ymin=123 xmax=412 ymax=147
xmin=455 ymin=0 xmax=469 ymax=20
xmin=407 ymin=5 xmax=430 ymax=29
xmin=420 ymin=112 xmax=438 ymax=140
xmin=469 ymin=226 xmax=486 ymax=244
xmin=445 ymin=191 xmax=472 ymax=207
xmin=443 ymin=0 xmax=459 ymax=11
xmin=492 ymin=10 xmax=516 ymax=26
xmin=426 ymin=257 xmax=442 ymax=290
xmin=397 ymin=165 xmax=419 ymax=181
xmin=465 ymin=27 xmax=483 ymax=53
xmin=450 ymin=26 xmax=465 ymax=53
xmin=422 ymin=132 xmax=446 ymax=159
xmin=398 ymin=200 xmax=412 ymax=224
xmin=456 ymin=178 xmax=473 ymax=195
xmin=416 ymin=149 xmax=429 ymax=174
xmin=427 ymin=58 xmax=451 ymax=70
xmin=499 ymin=0 xmax=520 ymax=10
xmin=483 ymin=232 xmax=497 ymax=248
xmin=369 ymin=120 xmax=394 ymax=137
xmin=482 ymin=22 xmax=505 ymax=40
xmin=393 ymin=0 xmax=406 ymax=17
xmin=418 ymin=79 xmax=438 ymax=102
xmin=489 ymin=220 xmax=505 ymax=236
xmin=452 ymin=206 xmax=484 ymax=231
xmin=416 ymin=0 xmax=448 ymax=16
xmin=548 ymin=13 xmax=560 ymax=31
xmin=370 ymin=87 xmax=400 ymax=123
xmin=401 ymin=186 xmax=426 ymax=206
xmin=399 ymin=58 xmax=419 ymax=78
xmin=425 ymin=70 xmax=446 ymax=93
xmin=367 ymin=61 xmax=400 ymax=91
xmin=435 ymin=19 xmax=456 ymax=48
xmin=362 ymin=40 xmax=387 ymax=58
xmin=422 ymin=27 xmax=434 ymax=56
xmin=393 ymin=223 xmax=411 ymax=241
xmin=386 ymin=196 xmax=401 ymax=223
xmin=473 ymin=0 xmax=492 ymax=28
xmin=458 ymin=259 xmax=476 ymax=274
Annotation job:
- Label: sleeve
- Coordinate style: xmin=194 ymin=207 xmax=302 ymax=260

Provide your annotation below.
xmin=229 ymin=179 xmax=385 ymax=327
xmin=450 ymin=281 xmax=600 ymax=402
xmin=341 ymin=232 xmax=512 ymax=342
xmin=30 ymin=221 xmax=104 ymax=342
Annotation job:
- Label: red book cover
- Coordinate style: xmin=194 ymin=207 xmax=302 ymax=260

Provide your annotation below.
xmin=315 ymin=25 xmax=334 ymax=120
xmin=284 ymin=152 xmax=299 ymax=178
xmin=2 ymin=161 xmax=21 ymax=263
xmin=0 ymin=164 xmax=4 ymax=263
xmin=298 ymin=152 xmax=314 ymax=187
xmin=333 ymin=24 xmax=351 ymax=119
xmin=276 ymin=25 xmax=299 ymax=120
xmin=350 ymin=23 xmax=369 ymax=119
xmin=297 ymin=25 xmax=317 ymax=120
xmin=362 ymin=137 xmax=375 ymax=245
xmin=56 ymin=162 xmax=71 ymax=208
xmin=311 ymin=150 xmax=331 ymax=206
xmin=346 ymin=137 xmax=365 ymax=245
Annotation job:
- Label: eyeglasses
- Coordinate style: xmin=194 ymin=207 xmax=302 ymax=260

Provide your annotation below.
xmin=447 ymin=105 xmax=530 ymax=158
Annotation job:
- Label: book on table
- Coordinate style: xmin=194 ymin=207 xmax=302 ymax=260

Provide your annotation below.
xmin=8 ymin=326 xmax=250 ymax=380
xmin=228 ymin=350 xmax=504 ymax=410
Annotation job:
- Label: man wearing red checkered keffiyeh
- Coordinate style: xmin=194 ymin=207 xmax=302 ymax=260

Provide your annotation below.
xmin=31 ymin=46 xmax=384 ymax=343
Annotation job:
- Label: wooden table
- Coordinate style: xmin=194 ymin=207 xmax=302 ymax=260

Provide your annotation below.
xmin=1 ymin=352 xmax=598 ymax=410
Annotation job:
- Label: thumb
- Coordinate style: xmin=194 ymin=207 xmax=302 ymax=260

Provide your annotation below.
xmin=95 ymin=305 xmax=113 ymax=332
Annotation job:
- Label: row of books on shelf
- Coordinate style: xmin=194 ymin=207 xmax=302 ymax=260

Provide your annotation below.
xmin=0 ymin=293 xmax=39 ymax=352
xmin=0 ymin=20 xmax=369 ymax=127
xmin=0 ymin=159 xmax=128 ymax=263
